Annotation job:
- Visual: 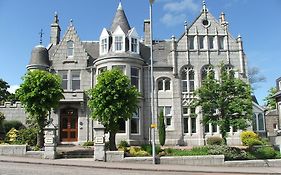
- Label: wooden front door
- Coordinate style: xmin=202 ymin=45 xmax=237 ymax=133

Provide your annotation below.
xmin=60 ymin=108 xmax=78 ymax=142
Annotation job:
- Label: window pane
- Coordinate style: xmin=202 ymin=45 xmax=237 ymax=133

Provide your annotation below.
xmin=212 ymin=124 xmax=217 ymax=133
xmin=165 ymin=106 xmax=171 ymax=116
xmin=58 ymin=71 xmax=68 ymax=90
xmin=183 ymin=107 xmax=188 ymax=115
xmin=131 ymin=68 xmax=139 ymax=76
xmin=184 ymin=118 xmax=188 ymax=133
xmin=205 ymin=124 xmax=209 ymax=133
xmin=199 ymin=36 xmax=204 ymax=49
xmin=158 ymin=80 xmax=163 ymax=90
xmin=189 ymin=36 xmax=194 ymax=49
xmin=191 ymin=117 xmax=196 ymax=133
xmin=131 ymin=38 xmax=138 ymax=52
xmin=67 ymin=41 xmax=74 ymax=57
xmin=131 ymin=68 xmax=139 ymax=90
xmin=182 ymin=81 xmax=187 ymax=92
xmin=118 ymin=119 xmax=126 ymax=133
xmin=115 ymin=36 xmax=123 ymax=51
xmin=112 ymin=65 xmax=126 ymax=74
xmin=165 ymin=80 xmax=170 ymax=90
xmin=258 ymin=113 xmax=264 ymax=131
xmin=209 ymin=36 xmax=214 ymax=49
xmin=181 ymin=71 xmax=187 ymax=80
xmin=71 ymin=71 xmax=80 ymax=90
xmin=131 ymin=118 xmax=139 ymax=134
xmin=98 ymin=67 xmax=107 ymax=74
xmin=219 ymin=36 xmax=224 ymax=50
xmin=166 ymin=117 xmax=171 ymax=126
xmin=189 ymin=81 xmax=194 ymax=92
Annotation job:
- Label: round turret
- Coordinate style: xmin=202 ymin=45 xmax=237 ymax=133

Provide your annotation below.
xmin=27 ymin=45 xmax=50 ymax=70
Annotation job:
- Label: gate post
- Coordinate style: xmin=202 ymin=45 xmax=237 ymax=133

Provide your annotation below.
xmin=93 ymin=123 xmax=105 ymax=161
xmin=44 ymin=121 xmax=57 ymax=159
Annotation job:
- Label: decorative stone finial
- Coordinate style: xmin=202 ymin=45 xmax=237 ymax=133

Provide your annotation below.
xmin=202 ymin=0 xmax=208 ymax=13
xmin=117 ymin=1 xmax=123 ymax=10
xmin=39 ymin=29 xmax=44 ymax=45
xmin=53 ymin=11 xmax=59 ymax=23
xmin=70 ymin=19 xmax=73 ymax=26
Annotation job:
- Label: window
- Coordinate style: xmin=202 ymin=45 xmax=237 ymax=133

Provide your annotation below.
xmin=101 ymin=38 xmax=108 ymax=54
xmin=212 ymin=124 xmax=217 ymax=133
xmin=218 ymin=36 xmax=224 ymax=50
xmin=158 ymin=78 xmax=171 ymax=91
xmin=205 ymin=124 xmax=210 ymax=133
xmin=131 ymin=108 xmax=140 ymax=134
xmin=58 ymin=71 xmax=68 ymax=90
xmin=118 ymin=118 xmax=126 ymax=133
xmin=98 ymin=67 xmax=107 ymax=75
xmin=131 ymin=38 xmax=138 ymax=53
xmin=201 ymin=65 xmax=214 ymax=81
xmin=112 ymin=65 xmax=126 ymax=74
xmin=222 ymin=65 xmax=234 ymax=77
xmin=189 ymin=36 xmax=194 ymax=49
xmin=199 ymin=36 xmax=204 ymax=49
xmin=131 ymin=67 xmax=139 ymax=90
xmin=191 ymin=117 xmax=196 ymax=133
xmin=115 ymin=36 xmax=123 ymax=51
xmin=159 ymin=106 xmax=172 ymax=127
xmin=273 ymin=123 xmax=278 ymax=130
xmin=208 ymin=36 xmax=214 ymax=49
xmin=258 ymin=113 xmax=265 ymax=131
xmin=67 ymin=40 xmax=74 ymax=57
xmin=71 ymin=71 xmax=80 ymax=90
xmin=183 ymin=107 xmax=188 ymax=133
xmin=181 ymin=67 xmax=195 ymax=93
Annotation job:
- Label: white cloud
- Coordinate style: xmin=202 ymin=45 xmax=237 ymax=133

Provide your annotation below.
xmin=8 ymin=85 xmax=19 ymax=94
xmin=160 ymin=13 xmax=186 ymax=27
xmin=163 ymin=0 xmax=199 ymax=14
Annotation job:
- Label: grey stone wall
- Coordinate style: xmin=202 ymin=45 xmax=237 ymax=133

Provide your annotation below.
xmin=0 ymin=102 xmax=27 ymax=125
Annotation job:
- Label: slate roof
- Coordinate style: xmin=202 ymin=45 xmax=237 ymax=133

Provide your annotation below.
xmin=29 ymin=45 xmax=50 ymax=67
xmin=111 ymin=2 xmax=131 ymax=33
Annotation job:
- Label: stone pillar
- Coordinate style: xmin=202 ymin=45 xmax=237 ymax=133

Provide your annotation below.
xmin=93 ymin=123 xmax=105 ymax=161
xmin=44 ymin=122 xmax=57 ymax=159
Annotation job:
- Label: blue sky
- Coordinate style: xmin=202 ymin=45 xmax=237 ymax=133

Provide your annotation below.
xmin=0 ymin=0 xmax=280 ymax=105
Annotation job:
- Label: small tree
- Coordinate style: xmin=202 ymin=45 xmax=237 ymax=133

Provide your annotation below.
xmin=158 ymin=110 xmax=166 ymax=146
xmin=0 ymin=79 xmax=10 ymax=104
xmin=192 ymin=65 xmax=252 ymax=144
xmin=88 ymin=69 xmax=140 ymax=150
xmin=264 ymin=87 xmax=277 ymax=110
xmin=16 ymin=70 xmax=64 ymax=147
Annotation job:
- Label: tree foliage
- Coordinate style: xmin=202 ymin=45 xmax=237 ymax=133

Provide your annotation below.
xmin=158 ymin=110 xmax=166 ymax=146
xmin=248 ymin=66 xmax=266 ymax=90
xmin=88 ymin=69 xmax=140 ymax=150
xmin=264 ymin=87 xmax=277 ymax=110
xmin=16 ymin=70 xmax=64 ymax=147
xmin=0 ymin=79 xmax=10 ymax=104
xmin=192 ymin=65 xmax=252 ymax=143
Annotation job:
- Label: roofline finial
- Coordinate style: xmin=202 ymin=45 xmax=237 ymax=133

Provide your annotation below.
xmin=39 ymin=29 xmax=44 ymax=45
xmin=53 ymin=11 xmax=59 ymax=24
xmin=118 ymin=0 xmax=123 ymax=10
xmin=202 ymin=0 xmax=208 ymax=13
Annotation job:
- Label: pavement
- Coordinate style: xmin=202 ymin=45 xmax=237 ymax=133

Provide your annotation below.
xmin=0 ymin=156 xmax=281 ymax=174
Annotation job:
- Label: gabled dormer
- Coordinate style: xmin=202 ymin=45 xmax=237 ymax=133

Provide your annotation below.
xmin=99 ymin=28 xmax=110 ymax=55
xmin=112 ymin=25 xmax=126 ymax=52
xmin=128 ymin=28 xmax=140 ymax=54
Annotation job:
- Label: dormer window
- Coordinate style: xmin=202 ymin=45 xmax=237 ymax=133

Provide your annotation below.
xmin=67 ymin=40 xmax=74 ymax=57
xmin=218 ymin=36 xmax=225 ymax=50
xmin=101 ymin=38 xmax=108 ymax=54
xmin=131 ymin=38 xmax=138 ymax=53
xmin=115 ymin=36 xmax=123 ymax=51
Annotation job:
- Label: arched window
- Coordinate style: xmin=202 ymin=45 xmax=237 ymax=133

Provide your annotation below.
xmin=181 ymin=67 xmax=194 ymax=93
xmin=67 ymin=40 xmax=74 ymax=57
xmin=258 ymin=113 xmax=265 ymax=131
xmin=222 ymin=65 xmax=234 ymax=77
xmin=158 ymin=78 xmax=171 ymax=91
xmin=201 ymin=65 xmax=214 ymax=81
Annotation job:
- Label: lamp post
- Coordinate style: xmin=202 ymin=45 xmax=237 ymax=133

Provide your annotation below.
xmin=149 ymin=0 xmax=156 ymax=165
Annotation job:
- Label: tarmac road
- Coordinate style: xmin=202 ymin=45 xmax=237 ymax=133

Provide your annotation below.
xmin=0 ymin=162 xmax=259 ymax=175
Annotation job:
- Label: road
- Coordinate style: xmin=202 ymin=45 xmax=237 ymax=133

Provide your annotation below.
xmin=0 ymin=162 xmax=258 ymax=175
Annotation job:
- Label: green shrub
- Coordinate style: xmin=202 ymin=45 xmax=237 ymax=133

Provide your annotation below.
xmin=16 ymin=127 xmax=37 ymax=146
xmin=82 ymin=141 xmax=94 ymax=147
xmin=118 ymin=140 xmax=129 ymax=149
xmin=244 ymin=138 xmax=263 ymax=147
xmin=158 ymin=110 xmax=166 ymax=146
xmin=140 ymin=144 xmax=161 ymax=155
xmin=3 ymin=120 xmax=25 ymax=134
xmin=208 ymin=145 xmax=248 ymax=160
xmin=207 ymin=136 xmax=223 ymax=145
xmin=129 ymin=146 xmax=150 ymax=157
xmin=6 ymin=128 xmax=19 ymax=143
xmin=240 ymin=131 xmax=259 ymax=146
xmin=254 ymin=146 xmax=277 ymax=159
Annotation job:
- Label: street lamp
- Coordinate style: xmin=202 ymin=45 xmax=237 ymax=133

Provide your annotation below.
xmin=149 ymin=0 xmax=156 ymax=165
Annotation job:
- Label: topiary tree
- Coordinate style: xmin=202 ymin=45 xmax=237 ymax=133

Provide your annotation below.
xmin=16 ymin=70 xmax=64 ymax=147
xmin=192 ymin=64 xmax=253 ymax=144
xmin=158 ymin=109 xmax=166 ymax=146
xmin=88 ymin=69 xmax=140 ymax=151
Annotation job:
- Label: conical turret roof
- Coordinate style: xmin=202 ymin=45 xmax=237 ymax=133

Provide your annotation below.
xmin=111 ymin=2 xmax=131 ymax=33
xmin=27 ymin=45 xmax=50 ymax=70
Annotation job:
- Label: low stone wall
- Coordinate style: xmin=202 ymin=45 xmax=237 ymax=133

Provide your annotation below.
xmin=106 ymin=151 xmax=124 ymax=162
xmin=122 ymin=157 xmax=154 ymax=164
xmin=0 ymin=145 xmax=27 ymax=156
xmin=225 ymin=159 xmax=281 ymax=167
xmin=160 ymin=155 xmax=224 ymax=166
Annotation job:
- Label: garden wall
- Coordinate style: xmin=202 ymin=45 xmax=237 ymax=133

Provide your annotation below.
xmin=0 ymin=102 xmax=27 ymax=125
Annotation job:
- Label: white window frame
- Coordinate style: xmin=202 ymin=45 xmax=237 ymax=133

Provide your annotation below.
xmin=208 ymin=36 xmax=214 ymax=49
xmin=131 ymin=67 xmax=140 ymax=91
xmin=253 ymin=113 xmax=265 ymax=132
xmin=189 ymin=36 xmax=195 ymax=50
xmin=114 ymin=36 xmax=124 ymax=52
xmin=218 ymin=36 xmax=225 ymax=50
xmin=71 ymin=70 xmax=81 ymax=91
xmin=199 ymin=36 xmax=205 ymax=49
xmin=130 ymin=38 xmax=138 ymax=53
xmin=158 ymin=78 xmax=171 ymax=91
xmin=181 ymin=67 xmax=195 ymax=93
xmin=159 ymin=106 xmax=173 ymax=128
xmin=100 ymin=38 xmax=108 ymax=54
xmin=58 ymin=70 xmax=68 ymax=90
xmin=112 ymin=65 xmax=126 ymax=74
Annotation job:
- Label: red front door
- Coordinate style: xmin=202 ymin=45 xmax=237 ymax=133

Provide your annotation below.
xmin=60 ymin=108 xmax=78 ymax=142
